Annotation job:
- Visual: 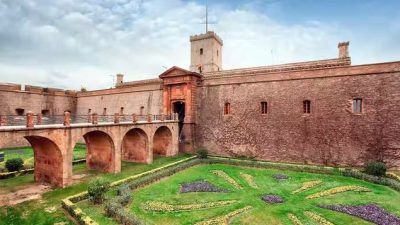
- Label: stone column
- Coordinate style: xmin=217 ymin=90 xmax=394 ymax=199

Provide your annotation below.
xmin=63 ymin=112 xmax=71 ymax=127
xmin=160 ymin=113 xmax=165 ymax=121
xmin=114 ymin=113 xmax=120 ymax=124
xmin=26 ymin=111 xmax=34 ymax=128
xmin=92 ymin=113 xmax=98 ymax=125
xmin=132 ymin=113 xmax=137 ymax=123
xmin=147 ymin=114 xmax=152 ymax=122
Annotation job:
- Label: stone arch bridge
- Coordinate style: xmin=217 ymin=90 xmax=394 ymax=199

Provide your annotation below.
xmin=0 ymin=114 xmax=179 ymax=187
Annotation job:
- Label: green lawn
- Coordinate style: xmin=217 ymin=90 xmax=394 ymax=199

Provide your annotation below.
xmin=0 ymin=144 xmax=87 ymax=171
xmin=0 ymin=154 xmax=192 ymax=225
xmin=108 ymin=164 xmax=400 ymax=225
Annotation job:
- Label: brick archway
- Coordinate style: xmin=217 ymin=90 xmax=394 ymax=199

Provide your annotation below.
xmin=122 ymin=128 xmax=149 ymax=163
xmin=24 ymin=136 xmax=63 ymax=187
xmin=153 ymin=126 xmax=173 ymax=156
xmin=83 ymin=131 xmax=115 ymax=172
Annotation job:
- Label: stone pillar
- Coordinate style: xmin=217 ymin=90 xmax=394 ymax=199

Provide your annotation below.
xmin=37 ymin=114 xmax=42 ymax=125
xmin=132 ymin=113 xmax=137 ymax=123
xmin=92 ymin=113 xmax=98 ymax=125
xmin=114 ymin=113 xmax=120 ymax=124
xmin=147 ymin=114 xmax=152 ymax=122
xmin=26 ymin=111 xmax=34 ymax=128
xmin=160 ymin=113 xmax=165 ymax=121
xmin=0 ymin=115 xmax=6 ymax=126
xmin=64 ymin=112 xmax=71 ymax=127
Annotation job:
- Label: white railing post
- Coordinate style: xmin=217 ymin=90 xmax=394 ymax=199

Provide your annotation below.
xmin=64 ymin=111 xmax=71 ymax=127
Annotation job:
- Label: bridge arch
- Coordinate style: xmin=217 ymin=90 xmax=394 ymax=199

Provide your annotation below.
xmin=122 ymin=128 xmax=149 ymax=163
xmin=83 ymin=130 xmax=115 ymax=172
xmin=153 ymin=126 xmax=173 ymax=156
xmin=24 ymin=136 xmax=64 ymax=187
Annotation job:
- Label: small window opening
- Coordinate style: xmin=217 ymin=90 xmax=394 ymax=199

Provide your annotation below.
xmin=120 ymin=107 xmax=124 ymax=115
xmin=140 ymin=106 xmax=144 ymax=115
xmin=103 ymin=108 xmax=107 ymax=115
xmin=303 ymin=100 xmax=311 ymax=114
xmin=15 ymin=108 xmax=25 ymax=116
xmin=261 ymin=102 xmax=268 ymax=114
xmin=88 ymin=108 xmax=92 ymax=114
xmin=200 ymin=48 xmax=203 ymax=55
xmin=353 ymin=98 xmax=362 ymax=113
xmin=224 ymin=102 xmax=231 ymax=115
xmin=198 ymin=66 xmax=202 ymax=73
xmin=217 ymin=50 xmax=219 ymax=57
xmin=41 ymin=109 xmax=50 ymax=116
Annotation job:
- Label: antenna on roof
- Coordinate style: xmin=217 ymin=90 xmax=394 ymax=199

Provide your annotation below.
xmin=201 ymin=0 xmax=216 ymax=32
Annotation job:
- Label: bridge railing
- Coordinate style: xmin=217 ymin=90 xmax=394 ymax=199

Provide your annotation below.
xmin=0 ymin=112 xmax=179 ymax=128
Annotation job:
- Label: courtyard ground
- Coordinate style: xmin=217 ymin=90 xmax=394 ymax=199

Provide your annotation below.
xmin=0 ymin=154 xmax=192 ymax=225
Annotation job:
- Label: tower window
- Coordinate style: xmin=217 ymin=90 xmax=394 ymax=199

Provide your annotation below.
xmin=200 ymin=48 xmax=203 ymax=55
xmin=198 ymin=66 xmax=202 ymax=73
xmin=103 ymin=108 xmax=107 ymax=115
xmin=217 ymin=50 xmax=219 ymax=57
xmin=224 ymin=102 xmax=231 ymax=115
xmin=353 ymin=98 xmax=362 ymax=113
xmin=303 ymin=100 xmax=311 ymax=114
xmin=261 ymin=102 xmax=268 ymax=114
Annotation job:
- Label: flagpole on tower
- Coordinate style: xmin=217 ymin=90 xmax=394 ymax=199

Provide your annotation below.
xmin=205 ymin=0 xmax=208 ymax=32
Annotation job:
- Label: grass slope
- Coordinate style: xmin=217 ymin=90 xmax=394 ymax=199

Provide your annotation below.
xmin=0 ymin=154 xmax=192 ymax=225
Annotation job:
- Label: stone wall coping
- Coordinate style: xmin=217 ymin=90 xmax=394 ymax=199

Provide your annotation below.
xmin=202 ymin=60 xmax=400 ymax=86
xmin=0 ymin=120 xmax=178 ymax=132
xmin=77 ymin=82 xmax=162 ymax=97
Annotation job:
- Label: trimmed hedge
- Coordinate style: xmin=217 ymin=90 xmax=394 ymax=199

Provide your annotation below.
xmin=0 ymin=168 xmax=34 ymax=179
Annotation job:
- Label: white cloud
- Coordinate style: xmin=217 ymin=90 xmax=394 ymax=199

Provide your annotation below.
xmin=0 ymin=0 xmax=398 ymax=90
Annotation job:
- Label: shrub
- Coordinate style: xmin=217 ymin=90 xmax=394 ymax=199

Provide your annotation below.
xmin=365 ymin=161 xmax=387 ymax=177
xmin=196 ymin=148 xmax=208 ymax=159
xmin=5 ymin=158 xmax=24 ymax=172
xmin=88 ymin=178 xmax=110 ymax=204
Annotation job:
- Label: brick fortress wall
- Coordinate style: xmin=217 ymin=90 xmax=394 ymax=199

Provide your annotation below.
xmin=195 ymin=61 xmax=400 ymax=169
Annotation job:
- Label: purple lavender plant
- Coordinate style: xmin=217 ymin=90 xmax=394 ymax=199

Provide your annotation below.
xmin=180 ymin=180 xmax=228 ymax=193
xmin=319 ymin=204 xmax=400 ymax=225
xmin=261 ymin=194 xmax=284 ymax=204
xmin=273 ymin=174 xmax=288 ymax=180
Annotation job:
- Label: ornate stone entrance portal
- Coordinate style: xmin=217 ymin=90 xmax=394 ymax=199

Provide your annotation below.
xmin=159 ymin=66 xmax=202 ymax=152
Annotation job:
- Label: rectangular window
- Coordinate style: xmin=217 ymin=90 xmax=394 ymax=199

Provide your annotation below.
xmin=120 ymin=107 xmax=124 ymax=115
xmin=261 ymin=102 xmax=268 ymax=114
xmin=303 ymin=100 xmax=311 ymax=114
xmin=353 ymin=98 xmax=362 ymax=113
xmin=224 ymin=103 xmax=231 ymax=115
xmin=41 ymin=109 xmax=50 ymax=116
xmin=103 ymin=108 xmax=107 ymax=115
xmin=15 ymin=108 xmax=25 ymax=116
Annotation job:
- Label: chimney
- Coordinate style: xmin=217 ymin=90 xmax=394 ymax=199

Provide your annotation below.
xmin=116 ymin=74 xmax=124 ymax=87
xmin=338 ymin=41 xmax=350 ymax=58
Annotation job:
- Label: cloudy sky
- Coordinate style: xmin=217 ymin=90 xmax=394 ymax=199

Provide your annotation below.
xmin=0 ymin=0 xmax=399 ymax=90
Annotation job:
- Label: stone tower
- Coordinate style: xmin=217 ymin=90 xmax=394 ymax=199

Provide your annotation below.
xmin=189 ymin=31 xmax=223 ymax=73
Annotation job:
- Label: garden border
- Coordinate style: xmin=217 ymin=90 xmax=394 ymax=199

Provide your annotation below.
xmin=62 ymin=156 xmax=400 ymax=225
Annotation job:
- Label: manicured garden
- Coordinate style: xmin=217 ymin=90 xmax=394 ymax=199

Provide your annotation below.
xmin=71 ymin=158 xmax=400 ymax=225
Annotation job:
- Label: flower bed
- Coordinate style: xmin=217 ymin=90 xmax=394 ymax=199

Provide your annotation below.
xmin=292 ymin=180 xmax=322 ymax=194
xmin=319 ymin=204 xmax=400 ymax=225
xmin=194 ymin=206 xmax=252 ymax=225
xmin=306 ymin=185 xmax=370 ymax=199
xmin=142 ymin=200 xmax=237 ymax=212
xmin=240 ymin=172 xmax=258 ymax=188
xmin=273 ymin=174 xmax=289 ymax=180
xmin=261 ymin=194 xmax=284 ymax=204
xmin=211 ymin=170 xmax=242 ymax=189
xmin=180 ymin=180 xmax=228 ymax=193
xmin=304 ymin=211 xmax=334 ymax=225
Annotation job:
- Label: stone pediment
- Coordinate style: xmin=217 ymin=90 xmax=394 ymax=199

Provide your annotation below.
xmin=159 ymin=66 xmax=202 ymax=79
